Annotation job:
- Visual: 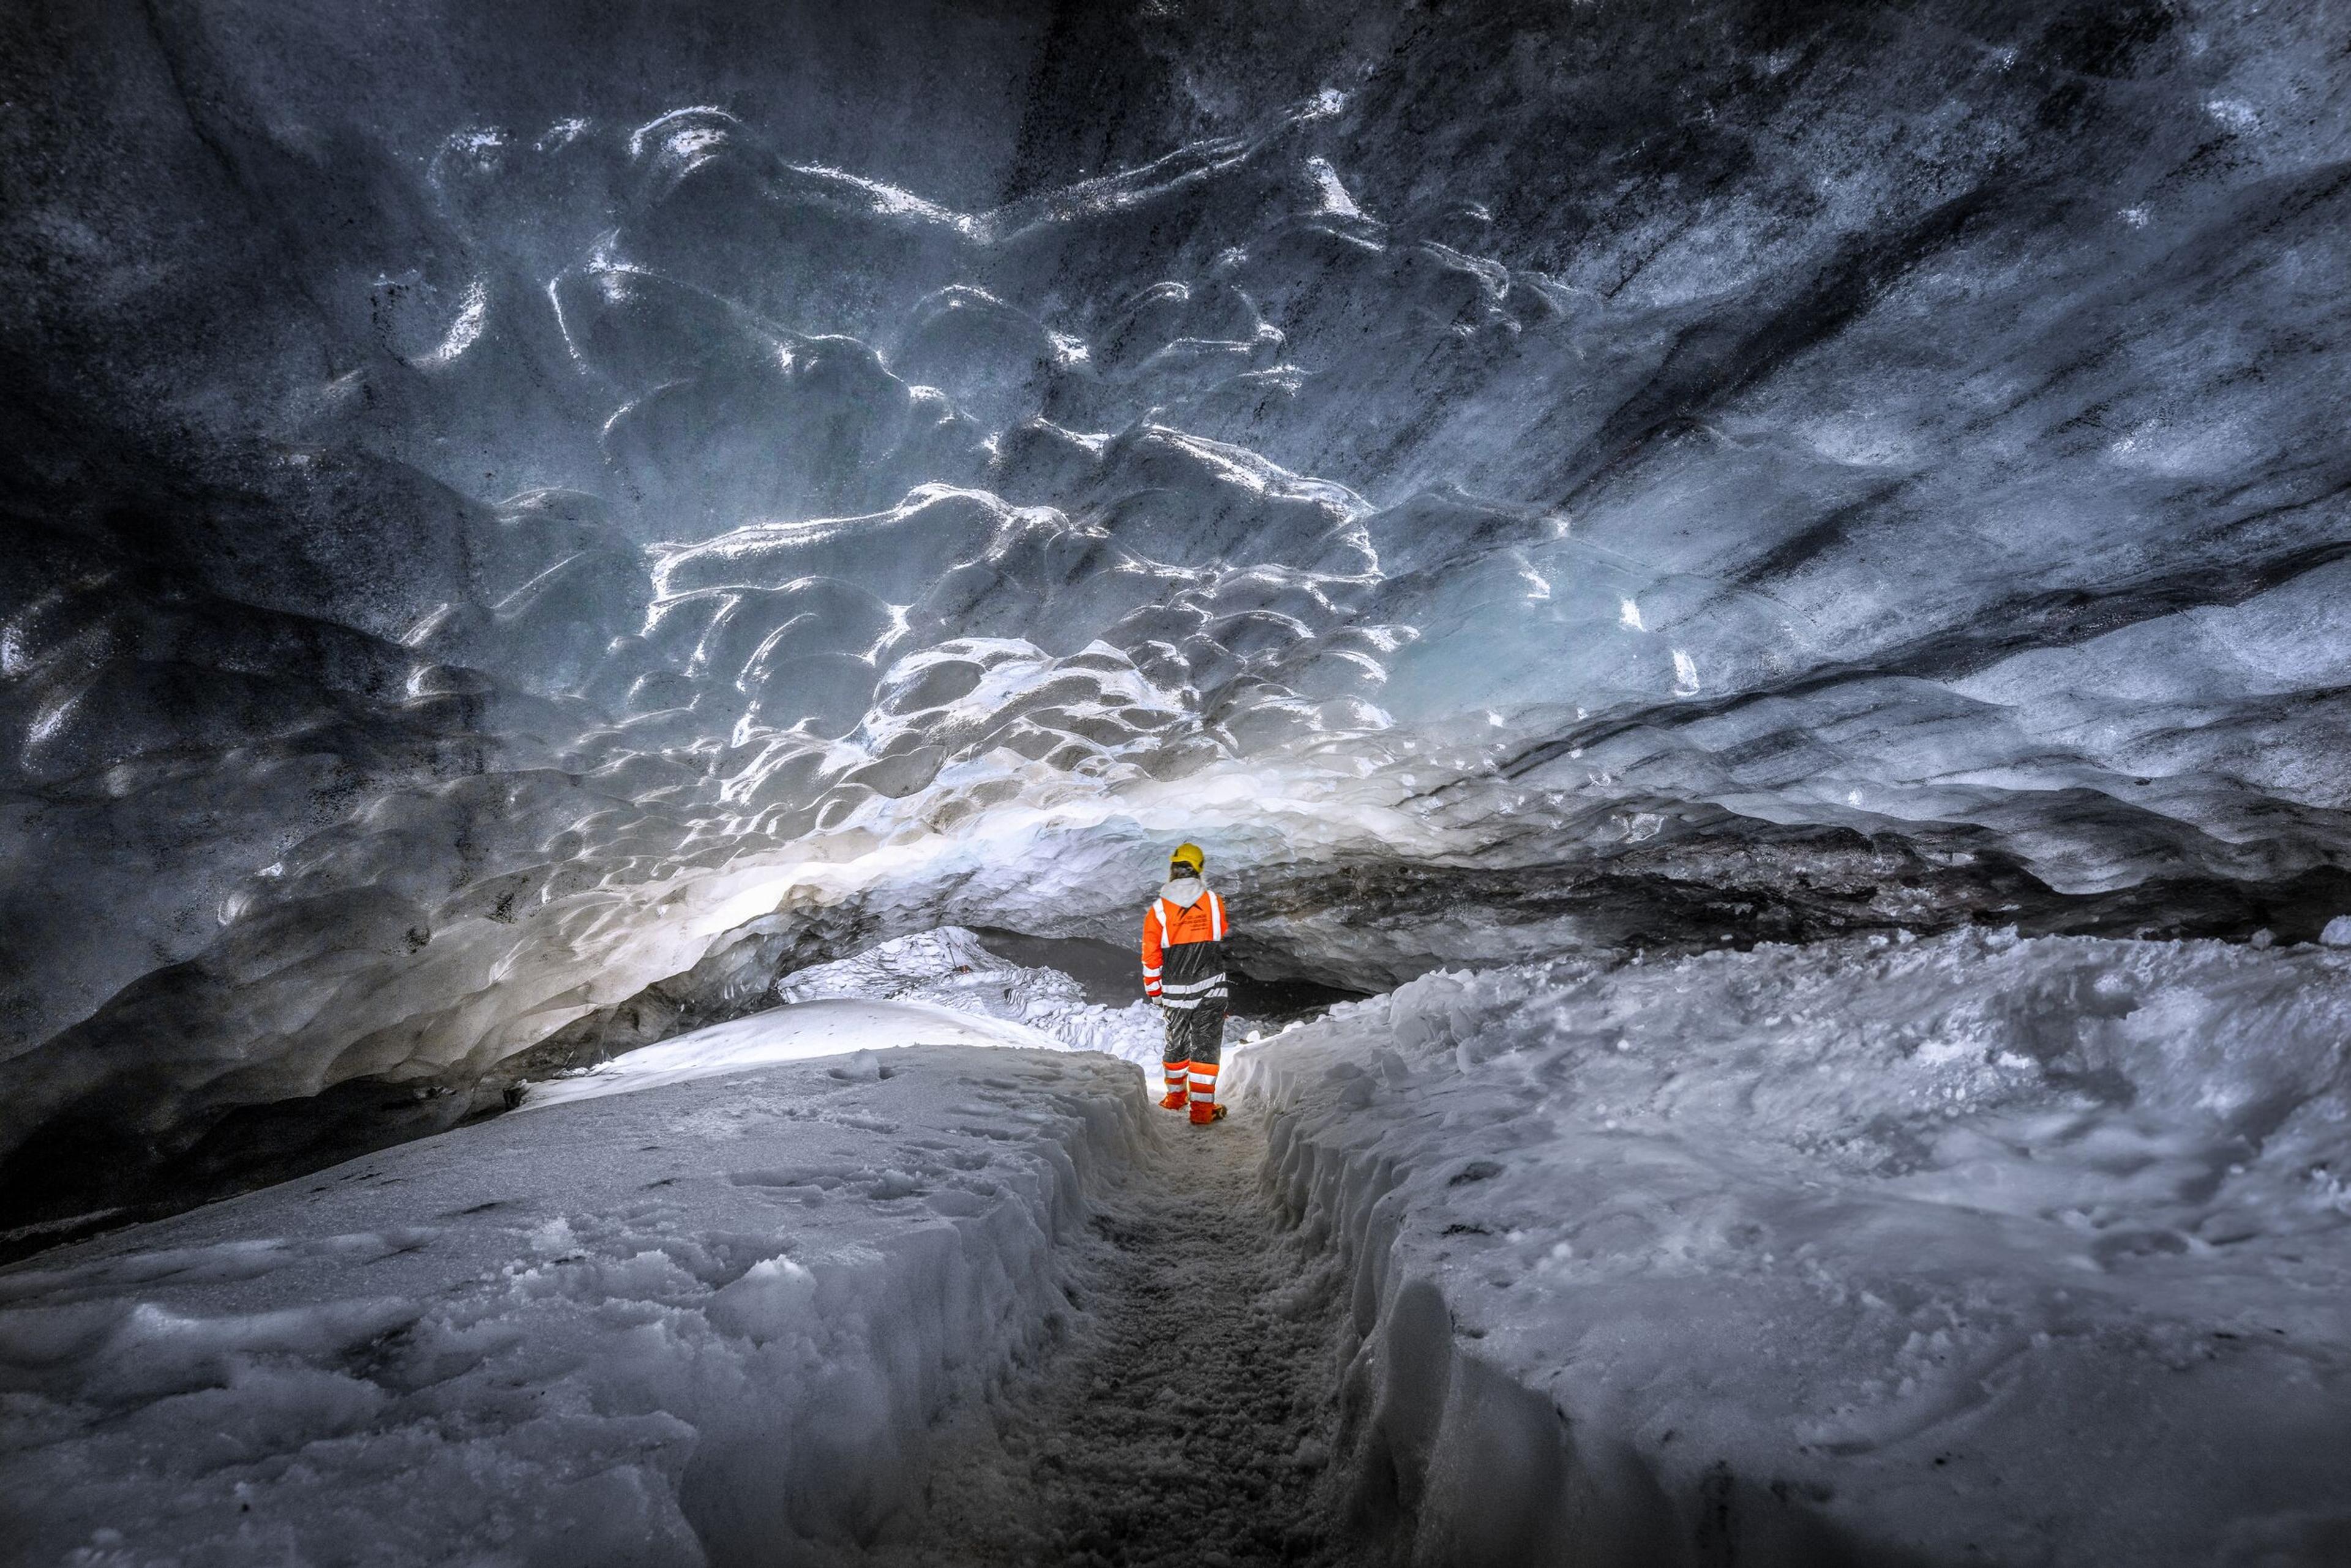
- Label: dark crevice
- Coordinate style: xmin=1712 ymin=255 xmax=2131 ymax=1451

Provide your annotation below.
xmin=973 ymin=926 xmax=1368 ymax=1019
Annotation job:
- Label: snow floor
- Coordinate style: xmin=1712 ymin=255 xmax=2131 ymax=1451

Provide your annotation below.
xmin=9 ymin=925 xmax=2347 ymax=1566
xmin=1231 ymin=928 xmax=2351 ymax=1567
xmin=765 ymin=927 xmax=1196 ymax=1069
xmin=0 ymin=934 xmax=1324 ymax=1568
xmin=0 ymin=1031 xmax=1151 ymax=1566
xmin=519 ymin=996 xmax=1073 ymax=1111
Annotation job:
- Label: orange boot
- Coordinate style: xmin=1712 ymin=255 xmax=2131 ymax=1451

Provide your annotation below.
xmin=1188 ymin=1061 xmax=1226 ymax=1124
xmin=1159 ymin=1059 xmax=1191 ymax=1110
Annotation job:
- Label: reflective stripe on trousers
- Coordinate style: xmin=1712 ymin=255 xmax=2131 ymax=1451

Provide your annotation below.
xmin=1162 ymin=1001 xmax=1225 ymax=1069
xmin=1157 ymin=971 xmax=1228 ymax=1010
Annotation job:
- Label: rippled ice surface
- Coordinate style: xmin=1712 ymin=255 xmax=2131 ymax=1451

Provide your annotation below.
xmin=6 ymin=1 xmax=2351 ymax=1229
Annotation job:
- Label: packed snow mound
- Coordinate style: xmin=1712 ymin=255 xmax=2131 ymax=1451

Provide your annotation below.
xmin=9 ymin=1 xmax=2351 ymax=1220
xmin=517 ymin=995 xmax=1078 ymax=1109
xmin=0 ymin=1044 xmax=1149 ymax=1566
xmin=514 ymin=928 xmax=1205 ymax=1111
xmin=768 ymin=925 xmax=1256 ymax=1067
xmin=1230 ymin=930 xmax=2351 ymax=1566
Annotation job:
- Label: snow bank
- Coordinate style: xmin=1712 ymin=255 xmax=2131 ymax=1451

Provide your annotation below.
xmin=520 ymin=927 xmax=1238 ymax=1116
xmin=520 ymin=993 xmax=1079 ymax=1109
xmin=770 ymin=926 xmax=1182 ymax=1067
xmin=1229 ymin=930 xmax=2351 ymax=1566
xmin=0 ymin=1035 xmax=1150 ymax=1566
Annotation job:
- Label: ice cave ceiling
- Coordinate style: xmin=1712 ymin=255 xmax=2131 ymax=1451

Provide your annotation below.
xmin=3 ymin=0 xmax=2349 ymax=1237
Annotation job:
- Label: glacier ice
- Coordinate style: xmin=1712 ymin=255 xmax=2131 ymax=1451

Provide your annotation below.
xmin=6 ymin=6 xmax=2348 ymax=1204
xmin=14 ymin=0 xmax=2351 ymax=1225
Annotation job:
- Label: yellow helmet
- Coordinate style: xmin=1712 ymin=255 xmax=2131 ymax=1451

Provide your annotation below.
xmin=1168 ymin=841 xmax=1205 ymax=877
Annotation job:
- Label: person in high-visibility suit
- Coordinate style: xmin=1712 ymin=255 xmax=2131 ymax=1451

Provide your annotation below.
xmin=1141 ymin=842 xmax=1231 ymax=1124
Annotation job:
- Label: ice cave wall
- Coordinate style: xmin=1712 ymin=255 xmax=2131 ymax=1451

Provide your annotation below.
xmin=3 ymin=0 xmax=2349 ymax=1237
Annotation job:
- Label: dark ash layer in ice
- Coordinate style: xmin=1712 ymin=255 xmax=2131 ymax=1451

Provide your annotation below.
xmin=5 ymin=0 xmax=2350 ymax=1233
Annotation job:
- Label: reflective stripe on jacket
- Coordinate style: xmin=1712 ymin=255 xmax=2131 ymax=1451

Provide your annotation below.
xmin=1142 ymin=880 xmax=1228 ymax=1009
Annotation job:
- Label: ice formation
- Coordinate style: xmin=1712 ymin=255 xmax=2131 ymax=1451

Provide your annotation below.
xmin=4 ymin=1 xmax=2351 ymax=1560
xmin=9 ymin=0 xmax=2351 ymax=1229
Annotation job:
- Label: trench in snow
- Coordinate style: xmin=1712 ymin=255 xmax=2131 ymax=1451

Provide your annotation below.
xmin=879 ymin=1099 xmax=1357 ymax=1568
xmin=498 ymin=920 xmax=1381 ymax=1566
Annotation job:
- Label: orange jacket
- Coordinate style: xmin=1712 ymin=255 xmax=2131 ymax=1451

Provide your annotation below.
xmin=1141 ymin=882 xmax=1228 ymax=1002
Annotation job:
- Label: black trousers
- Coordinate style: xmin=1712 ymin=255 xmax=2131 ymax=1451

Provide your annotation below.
xmin=1162 ymin=1003 xmax=1226 ymax=1068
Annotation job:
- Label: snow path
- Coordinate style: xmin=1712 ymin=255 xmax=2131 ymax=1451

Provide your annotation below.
xmin=883 ymin=1101 xmax=1354 ymax=1567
